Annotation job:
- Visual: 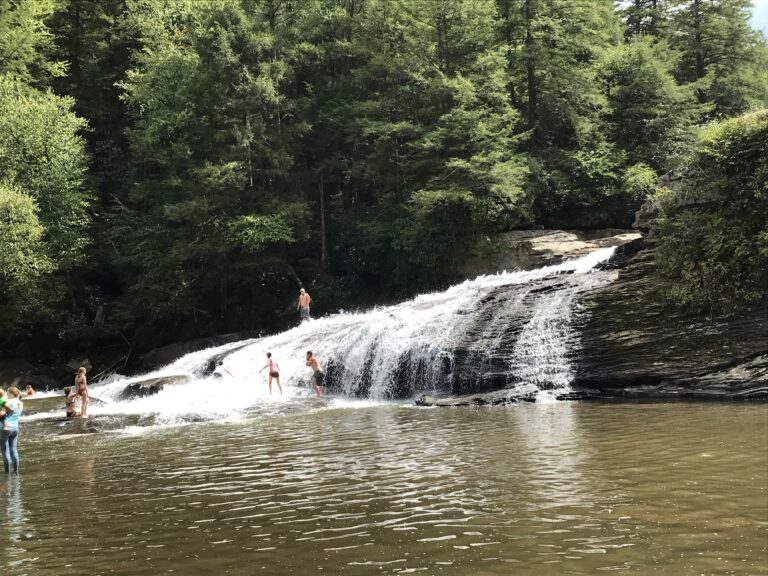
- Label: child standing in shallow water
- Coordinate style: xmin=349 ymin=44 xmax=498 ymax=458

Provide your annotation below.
xmin=0 ymin=389 xmax=7 ymax=431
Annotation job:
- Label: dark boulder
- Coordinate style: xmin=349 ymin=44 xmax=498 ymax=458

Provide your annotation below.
xmin=119 ymin=374 xmax=192 ymax=400
xmin=137 ymin=332 xmax=259 ymax=372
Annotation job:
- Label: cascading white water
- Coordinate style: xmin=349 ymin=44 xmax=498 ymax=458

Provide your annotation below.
xmin=507 ymin=263 xmax=614 ymax=402
xmin=56 ymin=247 xmax=616 ymax=425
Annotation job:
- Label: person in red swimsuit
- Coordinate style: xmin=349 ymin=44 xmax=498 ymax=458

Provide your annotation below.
xmin=259 ymin=352 xmax=283 ymax=396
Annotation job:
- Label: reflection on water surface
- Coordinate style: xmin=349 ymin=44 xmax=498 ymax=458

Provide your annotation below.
xmin=2 ymin=401 xmax=766 ymax=575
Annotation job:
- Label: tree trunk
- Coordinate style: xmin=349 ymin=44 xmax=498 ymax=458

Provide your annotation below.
xmin=320 ymin=175 xmax=328 ymax=273
xmin=693 ymin=0 xmax=705 ymax=80
xmin=525 ymin=0 xmax=537 ymax=134
xmin=220 ymin=276 xmax=228 ymax=319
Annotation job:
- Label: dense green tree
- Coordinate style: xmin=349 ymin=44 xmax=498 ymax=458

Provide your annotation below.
xmin=112 ymin=0 xmax=311 ymax=338
xmin=655 ymin=110 xmax=768 ymax=311
xmin=294 ymin=0 xmax=530 ymax=288
xmin=0 ymin=182 xmax=53 ymax=328
xmin=622 ymin=0 xmax=668 ymax=38
xmin=48 ymin=0 xmax=135 ymax=197
xmin=497 ymin=0 xmax=621 ymax=147
xmin=670 ymin=0 xmax=768 ymax=115
xmin=600 ymin=37 xmax=695 ymax=170
xmin=0 ymin=0 xmax=65 ymax=84
xmin=0 ymin=75 xmax=90 ymax=334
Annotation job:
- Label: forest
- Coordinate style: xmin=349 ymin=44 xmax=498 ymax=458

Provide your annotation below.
xmin=1 ymin=0 xmax=767 ymax=362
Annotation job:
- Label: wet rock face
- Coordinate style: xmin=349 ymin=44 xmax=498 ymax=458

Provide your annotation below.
xmin=137 ymin=332 xmax=259 ymax=372
xmin=458 ymin=229 xmax=641 ymax=277
xmin=119 ymin=374 xmax=192 ymax=400
xmin=416 ymin=235 xmax=767 ymax=404
xmin=415 ymin=386 xmax=601 ymax=407
xmin=572 ymin=244 xmax=768 ymax=399
xmin=0 ymin=358 xmax=60 ymax=390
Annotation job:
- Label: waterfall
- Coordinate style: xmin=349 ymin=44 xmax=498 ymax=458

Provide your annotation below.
xmin=82 ymin=247 xmax=616 ymax=420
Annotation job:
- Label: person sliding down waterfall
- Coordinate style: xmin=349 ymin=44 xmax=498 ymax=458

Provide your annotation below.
xmin=306 ymin=351 xmax=324 ymax=396
xmin=297 ymin=288 xmax=311 ymax=323
xmin=213 ymin=360 xmax=233 ymax=380
xmin=258 ymin=352 xmax=283 ymax=396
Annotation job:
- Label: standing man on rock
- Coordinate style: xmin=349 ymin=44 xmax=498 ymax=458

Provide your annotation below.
xmin=297 ymin=288 xmax=312 ymax=323
xmin=306 ymin=351 xmax=325 ymax=396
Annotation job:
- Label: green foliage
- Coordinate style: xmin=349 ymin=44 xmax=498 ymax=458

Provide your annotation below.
xmin=600 ymin=37 xmax=695 ymax=171
xmin=670 ymin=0 xmax=768 ymax=117
xmin=0 ymin=182 xmax=54 ymax=326
xmin=0 ymin=182 xmax=49 ymax=282
xmin=621 ymin=163 xmax=657 ymax=205
xmin=227 ymin=215 xmax=295 ymax=253
xmin=655 ymin=110 xmax=768 ymax=312
xmin=394 ymin=189 xmax=477 ymax=279
xmin=0 ymin=0 xmax=66 ymax=84
xmin=621 ymin=0 xmax=668 ymax=38
xmin=0 ymin=75 xmax=90 ymax=269
xmin=0 ymin=74 xmax=90 ymax=335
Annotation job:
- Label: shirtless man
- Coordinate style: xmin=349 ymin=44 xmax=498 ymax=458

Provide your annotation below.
xmin=75 ymin=366 xmax=89 ymax=417
xmin=297 ymin=288 xmax=311 ymax=322
xmin=306 ymin=351 xmax=324 ymax=396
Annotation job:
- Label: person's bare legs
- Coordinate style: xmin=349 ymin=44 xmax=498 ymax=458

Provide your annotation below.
xmin=268 ymin=376 xmax=273 ymax=395
xmin=311 ymin=378 xmax=324 ymax=397
xmin=276 ymin=375 xmax=283 ymax=396
xmin=80 ymin=393 xmax=89 ymax=417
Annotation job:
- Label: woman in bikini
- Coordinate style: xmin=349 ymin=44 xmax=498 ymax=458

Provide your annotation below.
xmin=75 ymin=366 xmax=89 ymax=417
xmin=64 ymin=387 xmax=80 ymax=417
xmin=258 ymin=352 xmax=283 ymax=396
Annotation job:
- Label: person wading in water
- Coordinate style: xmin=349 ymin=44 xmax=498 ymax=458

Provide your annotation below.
xmin=0 ymin=387 xmax=23 ymax=474
xmin=259 ymin=352 xmax=283 ymax=396
xmin=305 ymin=351 xmax=325 ymax=397
xmin=297 ymin=288 xmax=311 ymax=322
xmin=75 ymin=366 xmax=89 ymax=418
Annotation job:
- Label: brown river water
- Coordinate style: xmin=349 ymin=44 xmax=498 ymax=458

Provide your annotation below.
xmin=2 ymin=399 xmax=766 ymax=575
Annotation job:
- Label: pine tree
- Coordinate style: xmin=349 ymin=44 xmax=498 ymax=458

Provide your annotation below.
xmin=622 ymin=0 xmax=668 ymax=38
xmin=600 ymin=36 xmax=695 ymax=170
xmin=670 ymin=0 xmax=768 ymax=116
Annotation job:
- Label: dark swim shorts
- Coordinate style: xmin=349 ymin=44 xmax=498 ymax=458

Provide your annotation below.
xmin=300 ymin=307 xmax=310 ymax=319
xmin=269 ymin=372 xmax=279 ymax=378
xmin=313 ymin=371 xmax=325 ymax=386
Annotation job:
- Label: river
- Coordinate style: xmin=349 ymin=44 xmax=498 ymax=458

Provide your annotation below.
xmin=3 ymin=399 xmax=766 ymax=575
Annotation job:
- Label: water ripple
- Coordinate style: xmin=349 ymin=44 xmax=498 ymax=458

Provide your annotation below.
xmin=1 ymin=402 xmax=766 ymax=576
